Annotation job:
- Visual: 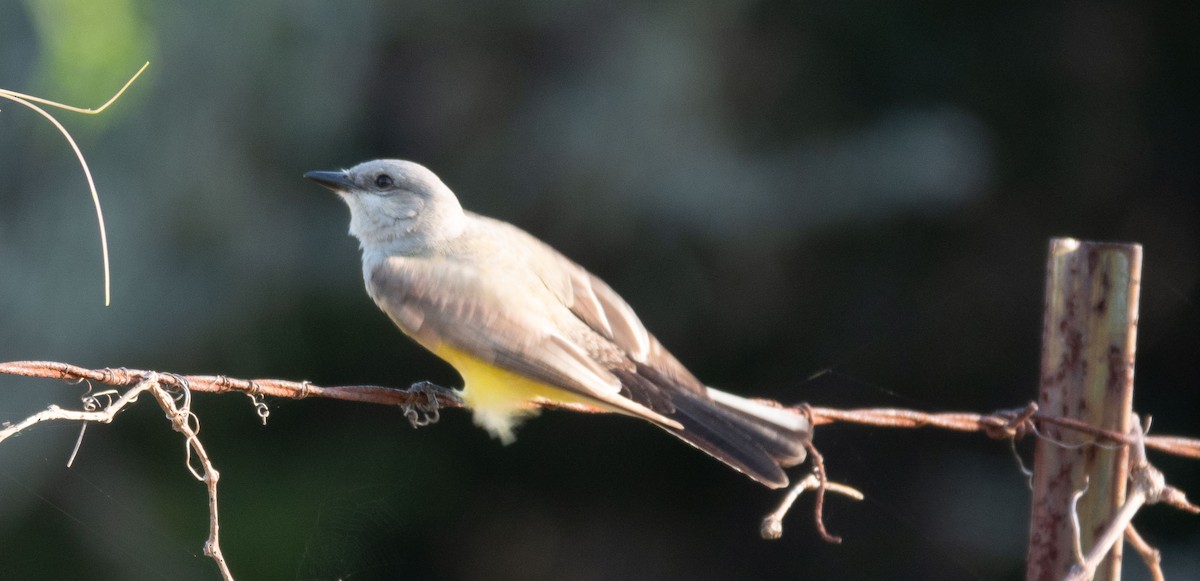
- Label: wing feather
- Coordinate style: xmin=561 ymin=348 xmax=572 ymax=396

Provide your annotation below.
xmin=542 ymin=255 xmax=707 ymax=397
xmin=367 ymin=254 xmax=679 ymax=426
xmin=365 ymin=217 xmax=807 ymax=487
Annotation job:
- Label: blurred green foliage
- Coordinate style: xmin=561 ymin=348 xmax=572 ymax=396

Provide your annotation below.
xmin=22 ymin=0 xmax=154 ymax=126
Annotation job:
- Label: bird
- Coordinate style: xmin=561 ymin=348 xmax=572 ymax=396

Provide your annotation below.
xmin=305 ymin=159 xmax=810 ymax=488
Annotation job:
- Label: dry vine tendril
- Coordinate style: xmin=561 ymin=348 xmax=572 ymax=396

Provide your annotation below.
xmin=0 ymin=62 xmax=149 ymax=306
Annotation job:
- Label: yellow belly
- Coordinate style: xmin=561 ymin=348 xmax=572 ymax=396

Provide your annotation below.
xmin=434 ymin=344 xmax=603 ymax=444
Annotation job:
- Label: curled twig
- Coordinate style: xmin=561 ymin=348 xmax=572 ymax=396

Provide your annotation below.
xmin=3 ymin=359 xmax=1198 ymax=565
xmin=1125 ymin=524 xmax=1164 ymax=581
xmin=0 ymin=62 xmax=149 ymax=306
xmin=1065 ymin=416 xmax=1200 ymax=581
xmin=147 ymin=377 xmax=233 ymax=581
xmin=0 ymin=371 xmax=234 ymax=580
xmin=760 ymin=470 xmax=864 ymax=540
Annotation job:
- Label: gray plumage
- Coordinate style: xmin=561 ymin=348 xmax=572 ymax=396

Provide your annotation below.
xmin=306 ymin=159 xmax=810 ymax=488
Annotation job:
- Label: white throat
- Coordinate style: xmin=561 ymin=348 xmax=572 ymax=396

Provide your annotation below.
xmin=341 ymin=191 xmax=466 ymax=256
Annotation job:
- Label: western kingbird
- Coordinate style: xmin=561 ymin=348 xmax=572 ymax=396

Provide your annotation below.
xmin=305 ymin=159 xmax=810 ymax=488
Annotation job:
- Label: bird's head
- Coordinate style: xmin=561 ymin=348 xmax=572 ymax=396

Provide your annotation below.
xmin=305 ymin=159 xmax=465 ymax=251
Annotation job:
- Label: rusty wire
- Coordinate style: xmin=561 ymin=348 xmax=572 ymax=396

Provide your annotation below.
xmin=3 ymin=360 xmax=1199 ymax=460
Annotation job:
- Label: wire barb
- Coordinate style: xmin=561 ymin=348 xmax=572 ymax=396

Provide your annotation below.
xmin=2 ymin=358 xmax=1198 ymax=568
xmin=246 ymin=393 xmax=271 ymax=425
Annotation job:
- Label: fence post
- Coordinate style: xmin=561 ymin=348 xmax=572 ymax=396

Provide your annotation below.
xmin=1026 ymin=238 xmax=1142 ymax=580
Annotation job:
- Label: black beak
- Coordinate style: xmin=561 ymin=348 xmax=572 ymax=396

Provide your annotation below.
xmin=303 ymin=170 xmax=355 ymax=192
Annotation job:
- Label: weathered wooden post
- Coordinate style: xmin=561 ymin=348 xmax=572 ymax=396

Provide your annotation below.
xmin=1026 ymin=238 xmax=1142 ymax=580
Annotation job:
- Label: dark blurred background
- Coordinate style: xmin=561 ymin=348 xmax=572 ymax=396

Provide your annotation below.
xmin=2 ymin=1 xmax=1197 ymax=579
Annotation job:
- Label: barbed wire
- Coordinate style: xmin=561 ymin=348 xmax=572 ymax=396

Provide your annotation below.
xmin=4 ymin=360 xmax=1197 ymax=459
xmin=3 ymin=359 xmax=1198 ymax=581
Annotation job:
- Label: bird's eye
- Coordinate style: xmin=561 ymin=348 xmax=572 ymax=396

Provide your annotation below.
xmin=374 ymin=174 xmax=394 ymax=189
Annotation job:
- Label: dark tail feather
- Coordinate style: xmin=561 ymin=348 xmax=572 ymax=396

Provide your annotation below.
xmin=704 ymin=387 xmax=811 ymax=465
xmin=664 ymin=388 xmax=810 ymax=489
xmin=614 ymin=364 xmax=811 ymax=488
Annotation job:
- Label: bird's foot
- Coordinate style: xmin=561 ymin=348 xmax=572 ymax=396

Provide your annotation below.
xmin=401 ymin=380 xmax=453 ymax=428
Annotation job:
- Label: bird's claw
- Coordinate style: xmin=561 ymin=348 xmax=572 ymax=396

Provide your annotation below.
xmin=401 ymin=380 xmax=446 ymax=429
